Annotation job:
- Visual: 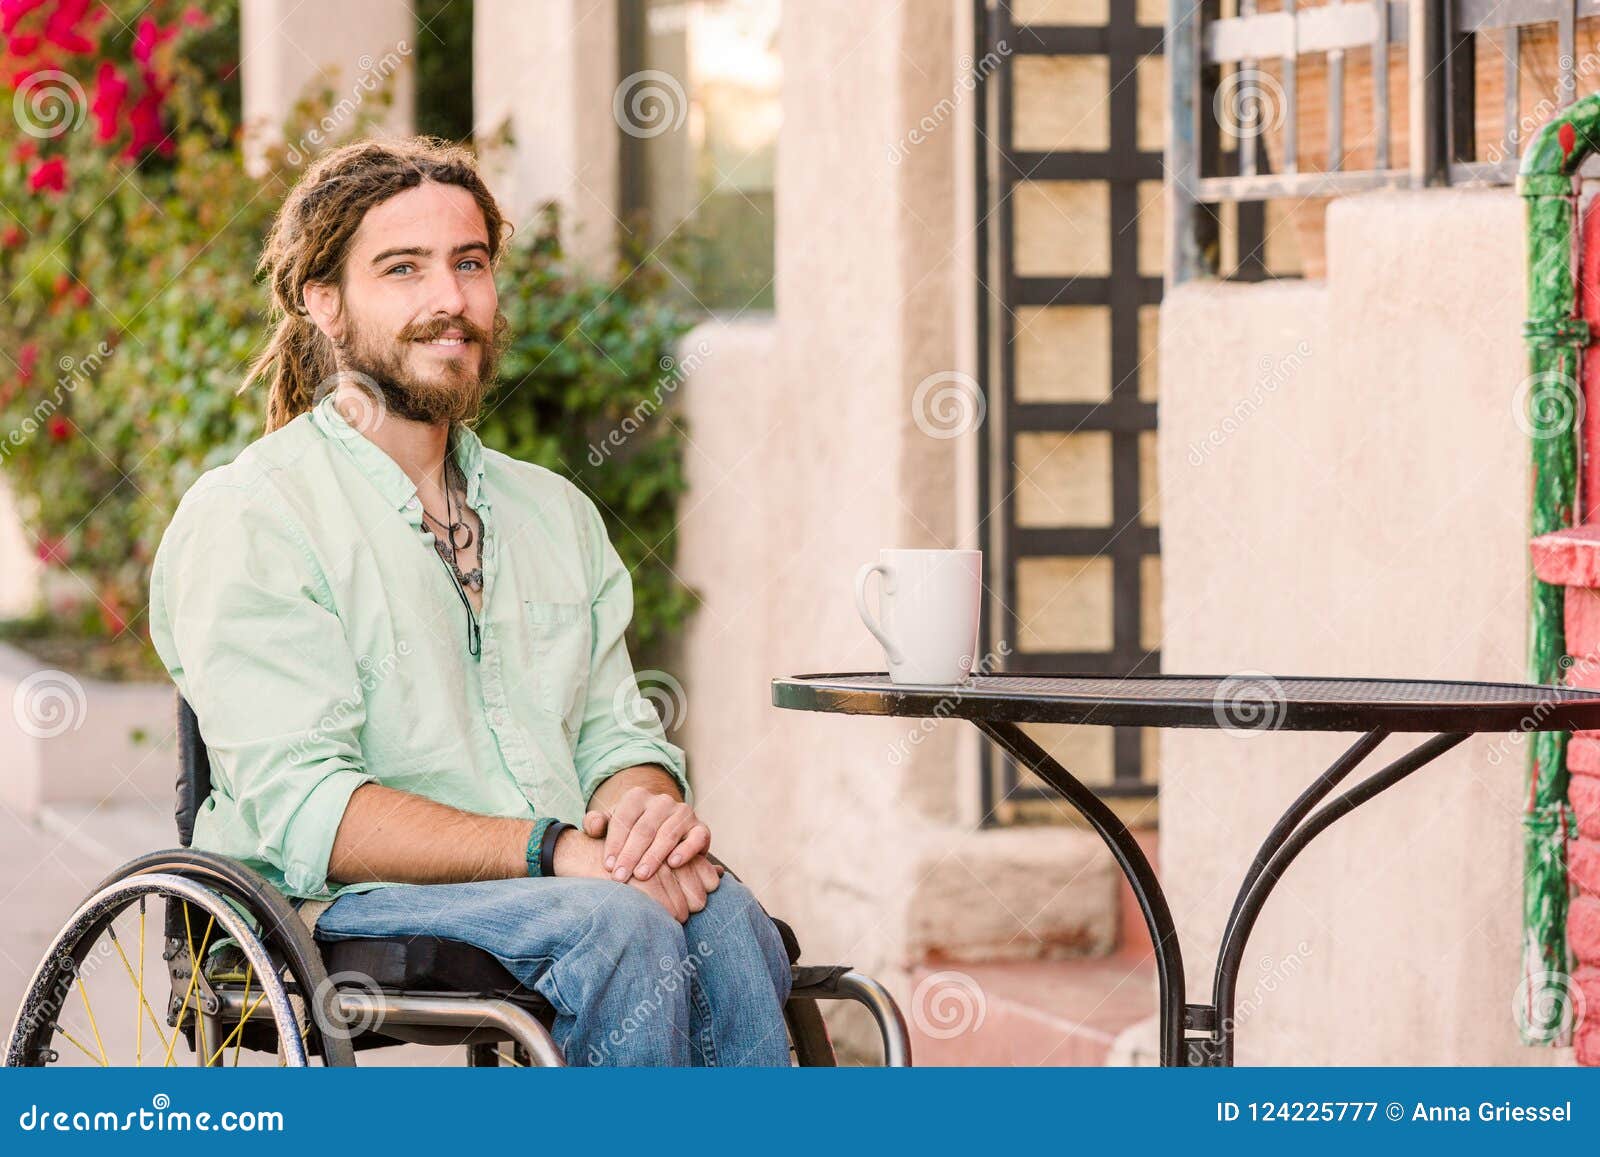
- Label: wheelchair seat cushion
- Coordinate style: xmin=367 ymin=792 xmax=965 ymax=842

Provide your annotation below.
xmin=316 ymin=915 xmax=802 ymax=998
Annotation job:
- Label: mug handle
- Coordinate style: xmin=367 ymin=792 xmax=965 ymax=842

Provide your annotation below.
xmin=854 ymin=562 xmax=906 ymax=666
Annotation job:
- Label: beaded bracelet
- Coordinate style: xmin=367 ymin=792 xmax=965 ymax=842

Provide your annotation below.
xmin=525 ymin=817 xmax=557 ymax=877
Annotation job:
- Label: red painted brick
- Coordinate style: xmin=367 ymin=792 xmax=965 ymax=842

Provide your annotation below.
xmin=1572 ymin=839 xmax=1600 ymax=896
xmin=1568 ymin=588 xmax=1600 ymax=656
xmin=1574 ymin=966 xmax=1600 ymax=1066
xmin=1570 ymin=735 xmax=1600 ymax=777
xmin=1571 ymin=896 xmax=1600 ymax=966
xmin=1565 ymin=656 xmax=1600 ymax=691
xmin=1573 ymin=777 xmax=1600 ymax=840
xmin=1532 ymin=525 xmax=1600 ymax=588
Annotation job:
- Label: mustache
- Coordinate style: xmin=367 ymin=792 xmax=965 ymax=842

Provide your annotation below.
xmin=400 ymin=316 xmax=492 ymax=344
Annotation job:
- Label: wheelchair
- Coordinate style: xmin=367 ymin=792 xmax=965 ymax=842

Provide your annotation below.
xmin=5 ymin=693 xmax=912 ymax=1067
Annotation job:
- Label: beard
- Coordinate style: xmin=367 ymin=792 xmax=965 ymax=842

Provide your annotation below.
xmin=330 ymin=306 xmax=511 ymax=426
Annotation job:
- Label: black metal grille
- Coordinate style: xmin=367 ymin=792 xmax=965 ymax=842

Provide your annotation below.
xmin=974 ymin=1 xmax=1165 ymax=818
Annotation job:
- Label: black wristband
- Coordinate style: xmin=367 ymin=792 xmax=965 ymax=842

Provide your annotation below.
xmin=540 ymin=820 xmax=574 ymax=878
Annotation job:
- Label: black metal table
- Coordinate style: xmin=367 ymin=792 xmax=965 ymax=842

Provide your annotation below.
xmin=770 ymin=671 xmax=1600 ymax=1066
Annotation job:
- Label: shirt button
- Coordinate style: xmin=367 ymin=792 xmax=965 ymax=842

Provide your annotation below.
xmin=405 ymin=498 xmax=419 ymax=511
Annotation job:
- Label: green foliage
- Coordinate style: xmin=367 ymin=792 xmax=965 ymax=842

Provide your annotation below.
xmin=480 ymin=215 xmax=700 ymax=654
xmin=413 ymin=0 xmax=474 ymax=143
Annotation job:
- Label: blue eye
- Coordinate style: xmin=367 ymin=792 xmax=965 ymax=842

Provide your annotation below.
xmin=458 ymin=258 xmax=484 ymax=272
xmin=385 ymin=263 xmax=413 ymax=276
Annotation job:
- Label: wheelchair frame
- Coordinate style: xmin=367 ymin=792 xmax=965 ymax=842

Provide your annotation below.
xmin=5 ymin=693 xmax=912 ymax=1067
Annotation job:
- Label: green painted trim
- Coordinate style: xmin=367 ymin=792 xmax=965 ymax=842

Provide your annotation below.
xmin=1517 ymin=97 xmax=1592 ymax=1047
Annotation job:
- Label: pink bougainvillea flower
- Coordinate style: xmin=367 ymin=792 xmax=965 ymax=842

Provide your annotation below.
xmin=46 ymin=413 xmax=71 ymax=442
xmin=28 ymin=156 xmax=67 ymax=192
xmin=43 ymin=0 xmax=93 ymax=54
xmin=71 ymin=283 xmax=88 ymax=306
xmin=1 ymin=0 xmax=50 ymax=36
xmin=17 ymin=341 xmax=38 ymax=379
xmin=131 ymin=14 xmax=174 ymax=65
xmin=124 ymin=83 xmax=167 ymax=156
xmin=1 ymin=224 xmax=24 ymax=247
xmin=180 ymin=5 xmax=209 ymax=28
xmin=89 ymin=58 xmax=124 ymax=140
xmin=50 ymin=271 xmax=70 ymax=296
xmin=6 ymin=32 xmax=40 ymax=54
xmin=12 ymin=138 xmax=36 ymax=162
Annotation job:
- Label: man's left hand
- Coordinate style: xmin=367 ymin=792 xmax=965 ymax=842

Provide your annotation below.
xmin=584 ymin=782 xmax=711 ymax=883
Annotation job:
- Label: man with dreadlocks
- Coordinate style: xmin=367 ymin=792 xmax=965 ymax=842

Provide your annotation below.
xmin=147 ymin=137 xmax=792 ymax=1066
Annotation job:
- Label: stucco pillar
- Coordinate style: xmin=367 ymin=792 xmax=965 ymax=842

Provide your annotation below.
xmin=239 ymin=0 xmax=416 ymax=175
xmin=473 ymin=0 xmax=620 ymax=267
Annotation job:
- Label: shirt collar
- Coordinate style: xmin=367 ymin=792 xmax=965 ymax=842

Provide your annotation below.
xmin=310 ymin=391 xmax=486 ymax=513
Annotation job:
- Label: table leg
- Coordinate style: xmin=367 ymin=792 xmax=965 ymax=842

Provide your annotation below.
xmin=1208 ymin=730 xmax=1470 ymax=1064
xmin=977 ymin=721 xmax=1474 ymax=1067
xmin=974 ymin=721 xmax=1188 ymax=1066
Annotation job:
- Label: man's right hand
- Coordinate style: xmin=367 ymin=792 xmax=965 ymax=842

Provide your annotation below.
xmin=550 ymin=828 xmax=721 ymax=923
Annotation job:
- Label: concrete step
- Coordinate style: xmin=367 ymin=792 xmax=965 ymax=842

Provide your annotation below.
xmin=907 ymin=953 xmax=1159 ymax=1065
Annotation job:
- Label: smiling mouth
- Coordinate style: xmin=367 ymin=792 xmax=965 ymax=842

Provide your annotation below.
xmin=416 ymin=336 xmax=472 ymax=348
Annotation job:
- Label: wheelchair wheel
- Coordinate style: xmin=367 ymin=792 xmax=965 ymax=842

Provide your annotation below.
xmin=6 ymin=851 xmax=356 ymax=1067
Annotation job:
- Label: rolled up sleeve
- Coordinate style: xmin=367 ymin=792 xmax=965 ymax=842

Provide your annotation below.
xmin=566 ymin=485 xmax=691 ymax=805
xmin=150 ymin=482 xmax=374 ymax=898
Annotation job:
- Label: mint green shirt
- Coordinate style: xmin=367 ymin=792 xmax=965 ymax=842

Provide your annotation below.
xmin=148 ymin=391 xmax=690 ymax=903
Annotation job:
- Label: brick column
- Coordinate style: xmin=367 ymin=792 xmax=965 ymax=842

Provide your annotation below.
xmin=1530 ymin=525 xmax=1600 ymax=1062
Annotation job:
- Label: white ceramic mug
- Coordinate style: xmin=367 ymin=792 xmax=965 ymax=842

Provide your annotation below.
xmin=854 ymin=548 xmax=982 ymax=685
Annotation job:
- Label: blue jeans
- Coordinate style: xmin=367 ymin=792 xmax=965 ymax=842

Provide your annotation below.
xmin=309 ymin=873 xmax=793 ymax=1066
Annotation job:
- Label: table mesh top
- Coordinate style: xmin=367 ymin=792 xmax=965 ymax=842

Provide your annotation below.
xmin=801 ymin=674 xmax=1600 ymax=704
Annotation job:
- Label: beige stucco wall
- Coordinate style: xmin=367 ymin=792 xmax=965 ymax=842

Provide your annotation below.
xmin=240 ymin=0 xmax=415 ymax=173
xmin=670 ymin=0 xmax=1121 ymax=1023
xmin=474 ymin=0 xmax=621 ymax=267
xmin=1160 ymin=187 xmax=1571 ymax=1065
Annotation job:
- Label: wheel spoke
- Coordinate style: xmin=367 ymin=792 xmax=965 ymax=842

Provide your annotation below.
xmin=104 ymin=923 xmax=173 ymax=1058
xmin=73 ymin=976 xmax=108 ymax=1066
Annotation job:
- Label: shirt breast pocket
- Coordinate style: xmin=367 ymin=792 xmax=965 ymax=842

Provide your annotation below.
xmin=524 ymin=600 xmax=592 ymax=735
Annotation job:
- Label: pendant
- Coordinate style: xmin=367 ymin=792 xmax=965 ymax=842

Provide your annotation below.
xmin=463 ymin=568 xmax=483 ymax=591
xmin=448 ymin=520 xmax=474 ymax=551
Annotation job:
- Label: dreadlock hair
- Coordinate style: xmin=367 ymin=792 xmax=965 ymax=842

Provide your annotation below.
xmin=244 ymin=136 xmax=512 ymax=432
